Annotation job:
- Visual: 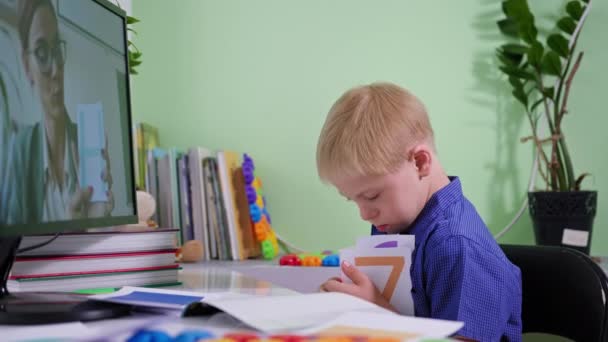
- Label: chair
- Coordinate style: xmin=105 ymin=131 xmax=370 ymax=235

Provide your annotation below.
xmin=501 ymin=244 xmax=608 ymax=342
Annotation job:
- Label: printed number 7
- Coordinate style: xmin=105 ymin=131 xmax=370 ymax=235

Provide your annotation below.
xmin=354 ymin=256 xmax=405 ymax=302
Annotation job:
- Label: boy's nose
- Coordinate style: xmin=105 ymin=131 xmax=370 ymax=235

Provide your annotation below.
xmin=359 ymin=206 xmax=378 ymax=221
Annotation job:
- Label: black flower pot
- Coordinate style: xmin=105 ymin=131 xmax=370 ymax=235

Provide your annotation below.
xmin=528 ymin=191 xmax=598 ymax=254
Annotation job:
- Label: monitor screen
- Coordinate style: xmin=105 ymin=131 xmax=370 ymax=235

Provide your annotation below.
xmin=0 ymin=0 xmax=137 ymax=235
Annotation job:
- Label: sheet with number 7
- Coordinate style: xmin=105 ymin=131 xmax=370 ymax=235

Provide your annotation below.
xmin=340 ymin=235 xmax=415 ymax=315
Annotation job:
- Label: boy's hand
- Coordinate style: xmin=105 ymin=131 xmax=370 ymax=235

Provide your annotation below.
xmin=320 ymin=260 xmax=398 ymax=313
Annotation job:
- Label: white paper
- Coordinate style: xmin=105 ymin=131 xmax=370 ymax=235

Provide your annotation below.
xmin=340 ymin=235 xmax=415 ymax=315
xmin=298 ymin=311 xmax=463 ymax=340
xmin=205 ymin=292 xmax=392 ymax=333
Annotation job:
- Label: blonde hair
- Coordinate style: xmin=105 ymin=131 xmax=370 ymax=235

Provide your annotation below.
xmin=316 ymin=82 xmax=434 ymax=183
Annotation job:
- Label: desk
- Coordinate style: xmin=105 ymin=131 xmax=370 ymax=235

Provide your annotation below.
xmin=4 ymin=262 xmax=300 ymax=341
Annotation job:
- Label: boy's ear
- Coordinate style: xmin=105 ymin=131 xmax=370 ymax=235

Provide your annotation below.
xmin=411 ymin=145 xmax=432 ymax=178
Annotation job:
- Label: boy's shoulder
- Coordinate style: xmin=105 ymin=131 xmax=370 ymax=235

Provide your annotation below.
xmin=421 ymin=192 xmax=510 ymax=267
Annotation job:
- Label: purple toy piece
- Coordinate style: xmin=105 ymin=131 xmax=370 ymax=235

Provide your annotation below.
xmin=375 ymin=241 xmax=398 ymax=248
xmin=245 ymin=185 xmax=257 ymax=204
xmin=242 ymin=165 xmax=254 ymax=184
xmin=243 ymin=153 xmax=255 ymax=170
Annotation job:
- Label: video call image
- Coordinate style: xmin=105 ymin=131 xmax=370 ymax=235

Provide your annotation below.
xmin=0 ymin=0 xmax=135 ymax=226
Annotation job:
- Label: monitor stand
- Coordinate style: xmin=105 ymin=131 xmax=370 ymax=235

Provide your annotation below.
xmin=0 ymin=236 xmax=132 ymax=325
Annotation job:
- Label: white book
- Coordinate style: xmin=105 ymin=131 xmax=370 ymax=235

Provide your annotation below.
xmin=188 ymin=147 xmax=213 ymax=261
xmin=11 ymin=251 xmax=176 ymax=277
xmin=8 ymin=268 xmax=179 ymax=292
xmin=17 ymin=229 xmax=178 ymax=256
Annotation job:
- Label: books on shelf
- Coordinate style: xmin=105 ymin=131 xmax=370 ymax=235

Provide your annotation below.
xmin=134 ymin=122 xmax=275 ymax=261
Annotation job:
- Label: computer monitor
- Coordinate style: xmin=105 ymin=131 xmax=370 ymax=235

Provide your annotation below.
xmin=0 ymin=0 xmax=138 ymax=324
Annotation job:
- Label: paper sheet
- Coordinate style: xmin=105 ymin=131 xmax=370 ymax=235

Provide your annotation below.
xmin=205 ymin=292 xmax=391 ymax=333
xmin=298 ymin=311 xmax=463 ymax=341
xmin=340 ymin=235 xmax=415 ymax=315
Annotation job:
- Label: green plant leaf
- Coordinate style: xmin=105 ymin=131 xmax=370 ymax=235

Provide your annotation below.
xmin=581 ymin=0 xmax=589 ymax=3
xmin=501 ymin=1 xmax=511 ymax=16
xmin=497 ymin=52 xmax=517 ymax=67
xmin=503 ymin=0 xmax=531 ymax=19
xmin=566 ymin=1 xmax=583 ymax=21
xmin=547 ymin=34 xmax=570 ymax=58
xmin=512 ymin=87 xmax=528 ymax=107
xmin=500 ymin=65 xmax=536 ymax=80
xmin=130 ymin=59 xmax=142 ymax=67
xmin=498 ymin=44 xmax=528 ymax=66
xmin=127 ymin=27 xmax=138 ymax=35
xmin=541 ymin=51 xmax=563 ymax=76
xmin=519 ymin=20 xmax=538 ymax=45
xmin=509 ymin=76 xmax=524 ymax=89
xmin=501 ymin=43 xmax=528 ymax=54
xmin=127 ymin=16 xmax=140 ymax=25
xmin=129 ymin=51 xmax=142 ymax=59
xmin=527 ymin=41 xmax=544 ymax=67
xmin=497 ymin=49 xmax=525 ymax=67
xmin=497 ymin=18 xmax=519 ymax=37
xmin=557 ymin=17 xmax=576 ymax=35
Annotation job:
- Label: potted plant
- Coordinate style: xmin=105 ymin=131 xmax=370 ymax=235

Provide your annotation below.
xmin=496 ymin=0 xmax=597 ymax=254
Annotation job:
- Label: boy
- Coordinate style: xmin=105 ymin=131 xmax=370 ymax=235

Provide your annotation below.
xmin=317 ymin=82 xmax=522 ymax=341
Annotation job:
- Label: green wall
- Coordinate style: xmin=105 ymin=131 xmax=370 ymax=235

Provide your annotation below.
xmin=131 ymin=0 xmax=608 ymax=255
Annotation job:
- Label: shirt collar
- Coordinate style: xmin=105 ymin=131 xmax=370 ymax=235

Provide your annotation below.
xmin=406 ymin=176 xmax=464 ymax=243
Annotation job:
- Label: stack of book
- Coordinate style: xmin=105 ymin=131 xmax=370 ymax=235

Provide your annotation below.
xmin=9 ymin=228 xmax=179 ymax=292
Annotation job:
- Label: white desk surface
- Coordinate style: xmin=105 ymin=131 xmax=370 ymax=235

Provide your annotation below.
xmin=4 ymin=260 xmax=333 ymax=341
xmin=186 ymin=259 xmax=341 ymax=294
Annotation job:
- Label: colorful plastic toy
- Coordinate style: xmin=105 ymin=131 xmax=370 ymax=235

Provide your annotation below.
xmin=242 ymin=154 xmax=279 ymax=259
xmin=321 ymin=254 xmax=340 ymax=267
xmin=301 ymin=255 xmax=322 ymax=267
xmin=279 ymin=254 xmax=302 ymax=266
xmin=277 ymin=252 xmax=339 ymax=267
xmin=174 ymin=330 xmax=215 ymax=342
xmin=223 ymin=333 xmax=261 ymax=342
xmin=126 ymin=328 xmax=412 ymax=342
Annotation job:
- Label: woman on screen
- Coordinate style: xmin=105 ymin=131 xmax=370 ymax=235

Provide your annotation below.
xmin=4 ymin=0 xmax=113 ymax=224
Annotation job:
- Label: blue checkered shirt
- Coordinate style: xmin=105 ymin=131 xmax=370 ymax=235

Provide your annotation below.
xmin=372 ymin=176 xmax=522 ymax=341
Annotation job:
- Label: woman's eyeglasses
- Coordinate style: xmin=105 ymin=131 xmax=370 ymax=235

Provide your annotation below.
xmin=28 ymin=39 xmax=67 ymax=75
